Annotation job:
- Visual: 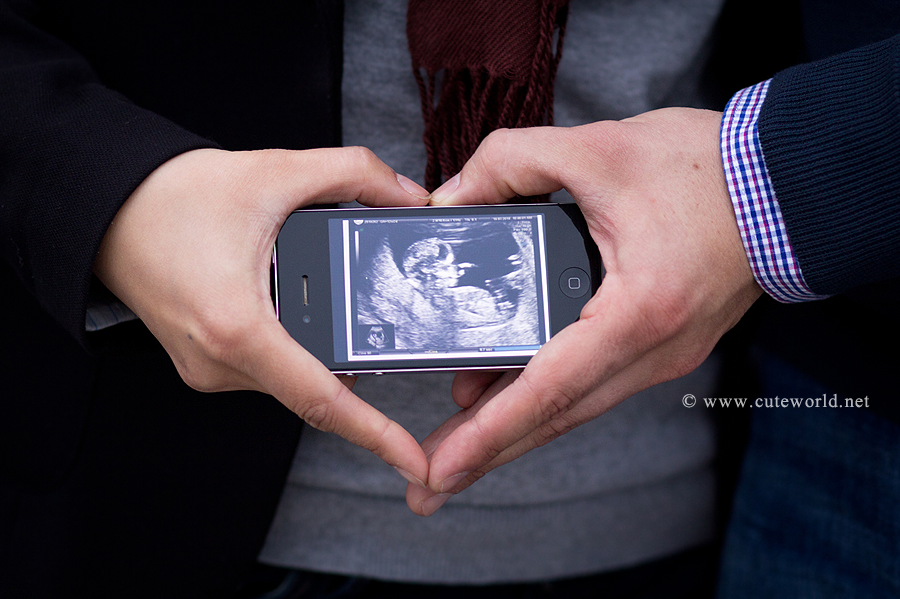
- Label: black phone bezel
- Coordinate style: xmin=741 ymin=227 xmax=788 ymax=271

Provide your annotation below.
xmin=275 ymin=203 xmax=600 ymax=374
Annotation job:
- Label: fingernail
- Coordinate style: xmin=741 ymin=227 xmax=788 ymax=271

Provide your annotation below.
xmin=420 ymin=493 xmax=452 ymax=516
xmin=430 ymin=173 xmax=460 ymax=205
xmin=396 ymin=173 xmax=431 ymax=200
xmin=440 ymin=471 xmax=470 ymax=493
xmin=394 ymin=467 xmax=426 ymax=488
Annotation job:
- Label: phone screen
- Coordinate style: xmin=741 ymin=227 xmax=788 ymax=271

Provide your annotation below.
xmin=327 ymin=212 xmax=551 ymax=365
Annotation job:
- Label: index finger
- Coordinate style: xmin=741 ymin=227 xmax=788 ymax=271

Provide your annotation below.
xmin=451 ymin=370 xmax=508 ymax=409
xmin=247 ymin=319 xmax=430 ymax=486
xmin=429 ymin=127 xmax=571 ymax=206
xmin=254 ymin=147 xmax=431 ymax=217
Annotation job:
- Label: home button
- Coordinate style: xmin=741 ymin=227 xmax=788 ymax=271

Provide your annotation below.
xmin=559 ymin=268 xmax=589 ymax=298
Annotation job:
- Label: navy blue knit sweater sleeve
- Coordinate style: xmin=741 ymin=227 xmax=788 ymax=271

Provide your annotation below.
xmin=758 ymin=34 xmax=900 ymax=296
xmin=0 ymin=2 xmax=217 ymax=346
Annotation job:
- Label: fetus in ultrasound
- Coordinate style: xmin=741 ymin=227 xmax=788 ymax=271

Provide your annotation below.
xmin=358 ymin=323 xmax=394 ymax=350
xmin=365 ymin=325 xmax=388 ymax=349
xmin=354 ymin=219 xmax=541 ymax=353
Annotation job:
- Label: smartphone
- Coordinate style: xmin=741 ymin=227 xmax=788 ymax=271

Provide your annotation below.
xmin=274 ymin=203 xmax=600 ymax=374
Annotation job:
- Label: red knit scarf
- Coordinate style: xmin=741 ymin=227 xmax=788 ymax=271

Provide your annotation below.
xmin=407 ymin=0 xmax=570 ymax=191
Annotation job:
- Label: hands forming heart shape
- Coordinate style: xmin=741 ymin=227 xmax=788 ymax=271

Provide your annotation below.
xmin=94 ymin=107 xmax=761 ymax=518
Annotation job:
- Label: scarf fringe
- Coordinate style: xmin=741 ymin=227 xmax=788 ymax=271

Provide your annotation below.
xmin=415 ymin=2 xmax=568 ymax=192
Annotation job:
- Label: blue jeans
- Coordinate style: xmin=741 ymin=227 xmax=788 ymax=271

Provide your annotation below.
xmin=717 ymin=352 xmax=900 ymax=598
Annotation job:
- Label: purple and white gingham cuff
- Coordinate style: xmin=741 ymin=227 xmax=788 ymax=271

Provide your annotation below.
xmin=721 ymin=80 xmax=830 ymax=303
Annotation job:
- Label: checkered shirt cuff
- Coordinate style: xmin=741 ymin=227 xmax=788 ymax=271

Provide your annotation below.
xmin=721 ymin=80 xmax=830 ymax=303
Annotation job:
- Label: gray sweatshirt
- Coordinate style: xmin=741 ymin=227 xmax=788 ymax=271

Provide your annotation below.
xmin=259 ymin=0 xmax=726 ymax=583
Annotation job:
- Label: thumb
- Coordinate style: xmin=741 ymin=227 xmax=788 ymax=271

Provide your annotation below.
xmin=267 ymin=146 xmax=432 ymax=213
xmin=429 ymin=127 xmax=572 ymax=206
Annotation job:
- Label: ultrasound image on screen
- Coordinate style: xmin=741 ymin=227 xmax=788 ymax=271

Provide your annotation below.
xmin=337 ymin=214 xmax=548 ymax=360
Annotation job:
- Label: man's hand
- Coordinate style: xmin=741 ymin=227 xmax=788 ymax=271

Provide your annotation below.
xmin=94 ymin=147 xmax=432 ymax=486
xmin=407 ymin=108 xmax=762 ymax=515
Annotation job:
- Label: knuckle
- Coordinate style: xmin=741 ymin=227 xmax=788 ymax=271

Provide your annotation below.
xmin=474 ymin=130 xmax=514 ymax=189
xmin=338 ymin=147 xmax=391 ymax=196
xmin=464 ymin=469 xmax=487 ymax=488
xmin=478 ymin=129 xmax=511 ymax=163
xmin=533 ymin=417 xmax=578 ymax=449
xmin=294 ymin=397 xmax=338 ymax=432
xmin=292 ymin=382 xmax=352 ymax=434
xmin=536 ymin=387 xmax=577 ymax=424
xmin=519 ymin=369 xmax=578 ymax=425
xmin=446 ymin=469 xmax=488 ymax=495
xmin=468 ymin=416 xmax=510 ymax=463
xmin=344 ymin=145 xmax=381 ymax=170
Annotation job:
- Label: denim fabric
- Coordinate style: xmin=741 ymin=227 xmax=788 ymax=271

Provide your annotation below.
xmin=717 ymin=352 xmax=900 ymax=598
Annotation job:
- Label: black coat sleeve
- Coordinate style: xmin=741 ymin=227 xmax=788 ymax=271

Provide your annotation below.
xmin=758 ymin=33 xmax=900 ymax=296
xmin=0 ymin=3 xmax=346 ymax=593
xmin=0 ymin=0 xmax=217 ymax=346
